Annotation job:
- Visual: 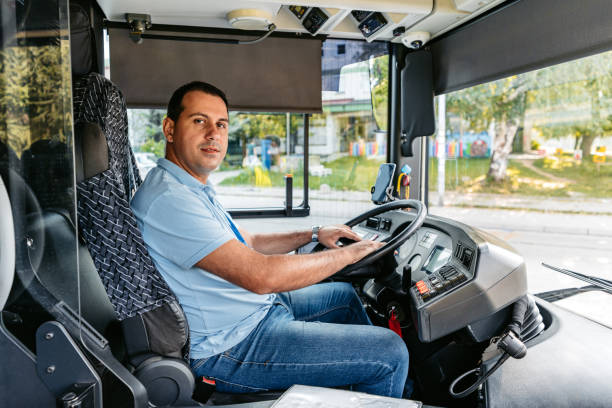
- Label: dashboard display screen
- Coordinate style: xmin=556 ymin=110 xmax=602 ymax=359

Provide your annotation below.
xmin=423 ymin=246 xmax=451 ymax=274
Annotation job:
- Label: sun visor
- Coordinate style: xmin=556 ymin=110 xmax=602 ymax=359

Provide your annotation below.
xmin=431 ymin=0 xmax=612 ymax=94
xmin=108 ymin=28 xmax=323 ymax=113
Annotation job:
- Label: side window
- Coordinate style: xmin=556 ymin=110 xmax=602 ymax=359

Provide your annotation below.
xmin=128 ymin=109 xmax=307 ymax=209
xmin=429 ymin=51 xmax=612 ymax=326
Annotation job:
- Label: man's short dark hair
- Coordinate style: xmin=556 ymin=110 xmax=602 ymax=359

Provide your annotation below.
xmin=166 ymin=81 xmax=228 ymax=122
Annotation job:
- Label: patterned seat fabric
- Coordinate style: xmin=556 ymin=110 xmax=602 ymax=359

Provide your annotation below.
xmin=73 ymin=72 xmax=188 ymax=361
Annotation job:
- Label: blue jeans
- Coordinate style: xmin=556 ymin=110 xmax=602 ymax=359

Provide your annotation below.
xmin=190 ymin=282 xmax=409 ymax=398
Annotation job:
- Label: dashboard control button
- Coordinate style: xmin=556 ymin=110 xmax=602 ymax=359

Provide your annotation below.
xmin=415 ymin=280 xmax=429 ymax=295
xmin=380 ymin=219 xmax=392 ymax=230
xmin=366 ymin=217 xmax=380 ymax=229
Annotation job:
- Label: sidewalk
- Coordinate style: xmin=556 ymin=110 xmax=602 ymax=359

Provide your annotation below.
xmin=429 ymin=191 xmax=612 ymax=215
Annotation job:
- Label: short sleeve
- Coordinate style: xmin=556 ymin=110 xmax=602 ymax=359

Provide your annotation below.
xmin=140 ymin=189 xmax=235 ymax=269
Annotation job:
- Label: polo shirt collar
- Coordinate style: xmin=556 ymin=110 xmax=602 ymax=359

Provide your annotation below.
xmin=157 ymin=158 xmax=216 ymax=196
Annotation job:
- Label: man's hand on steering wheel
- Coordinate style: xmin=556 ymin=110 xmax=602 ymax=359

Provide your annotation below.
xmin=345 ymin=240 xmax=385 ymax=264
xmin=317 ymin=225 xmax=363 ymax=249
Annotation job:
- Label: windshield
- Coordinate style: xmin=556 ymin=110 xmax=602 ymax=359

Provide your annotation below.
xmin=126 ymin=39 xmax=389 ymax=222
xmin=429 ymin=49 xmax=612 ymax=327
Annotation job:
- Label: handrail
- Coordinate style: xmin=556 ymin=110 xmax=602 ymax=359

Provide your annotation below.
xmin=0 ymin=176 xmax=15 ymax=311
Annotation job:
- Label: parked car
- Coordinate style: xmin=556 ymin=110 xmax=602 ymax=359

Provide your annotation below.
xmin=134 ymin=152 xmax=158 ymax=178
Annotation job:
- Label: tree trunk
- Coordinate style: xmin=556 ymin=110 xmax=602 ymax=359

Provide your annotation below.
xmin=581 ymin=132 xmax=596 ymax=161
xmin=487 ymin=119 xmax=519 ymax=182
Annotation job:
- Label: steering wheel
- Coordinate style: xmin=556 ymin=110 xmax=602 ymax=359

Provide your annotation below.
xmin=333 ymin=199 xmax=427 ymax=277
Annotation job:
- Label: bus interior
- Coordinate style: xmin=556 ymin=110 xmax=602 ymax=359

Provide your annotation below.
xmin=1 ymin=0 xmax=612 ymax=407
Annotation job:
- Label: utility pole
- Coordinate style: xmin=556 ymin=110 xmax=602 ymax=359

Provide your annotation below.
xmin=437 ymin=94 xmax=446 ymax=206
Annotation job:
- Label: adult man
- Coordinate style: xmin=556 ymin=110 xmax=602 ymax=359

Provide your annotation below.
xmin=131 ymin=81 xmax=409 ymax=398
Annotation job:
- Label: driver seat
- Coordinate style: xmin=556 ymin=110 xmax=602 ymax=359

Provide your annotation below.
xmin=73 ymin=71 xmax=196 ymax=406
xmin=72 ymin=71 xmax=282 ymax=406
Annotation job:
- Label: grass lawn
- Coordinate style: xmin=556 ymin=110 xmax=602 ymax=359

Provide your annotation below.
xmin=221 ymin=154 xmax=611 ymax=199
xmin=533 ymin=157 xmax=612 ymax=198
xmin=220 ymin=156 xmax=384 ymax=192
xmin=429 ymin=157 xmax=612 ymax=198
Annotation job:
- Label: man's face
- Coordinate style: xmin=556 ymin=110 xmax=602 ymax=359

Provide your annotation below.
xmin=164 ymin=91 xmax=229 ymax=183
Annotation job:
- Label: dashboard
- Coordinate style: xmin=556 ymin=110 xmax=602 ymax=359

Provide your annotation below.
xmin=352 ymin=209 xmax=528 ymax=342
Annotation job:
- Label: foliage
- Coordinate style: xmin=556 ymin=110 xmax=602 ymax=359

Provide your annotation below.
xmin=139 ymin=138 xmax=165 ymax=158
xmin=529 ymin=53 xmax=612 ymax=159
xmin=129 ymin=109 xmax=165 ymax=144
xmin=445 ymin=50 xmax=612 ymax=181
xmin=370 ymin=55 xmax=388 ymax=131
xmin=0 ymin=43 xmax=72 ymax=157
xmin=446 ymin=74 xmax=531 ymax=182
xmin=229 ymin=112 xmax=290 ymax=142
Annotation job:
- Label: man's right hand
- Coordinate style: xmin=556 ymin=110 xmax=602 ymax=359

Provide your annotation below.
xmin=345 ymin=240 xmax=385 ymax=264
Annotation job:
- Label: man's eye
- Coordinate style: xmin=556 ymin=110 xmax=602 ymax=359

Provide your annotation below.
xmin=217 ymin=122 xmax=227 ymax=129
xmin=194 ymin=118 xmax=205 ymax=125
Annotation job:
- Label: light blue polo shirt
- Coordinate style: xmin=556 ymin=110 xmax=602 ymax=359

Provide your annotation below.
xmin=130 ymin=158 xmax=275 ymax=359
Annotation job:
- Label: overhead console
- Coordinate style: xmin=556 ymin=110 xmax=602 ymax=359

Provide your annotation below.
xmin=100 ymin=1 xmax=511 ymax=44
xmin=354 ymin=211 xmax=527 ymax=343
xmin=283 ymin=2 xmax=432 ymax=42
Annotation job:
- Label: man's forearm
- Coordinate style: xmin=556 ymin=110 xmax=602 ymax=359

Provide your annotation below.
xmin=257 ymin=248 xmax=355 ymax=293
xmin=250 ymin=230 xmax=312 ymax=254
xmin=196 ymin=239 xmax=383 ymax=295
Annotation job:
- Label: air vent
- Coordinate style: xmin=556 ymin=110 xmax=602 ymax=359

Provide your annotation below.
xmin=454 ymin=243 xmax=463 ymax=258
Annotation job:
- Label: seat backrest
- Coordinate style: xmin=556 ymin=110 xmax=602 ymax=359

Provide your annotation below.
xmin=72 ymin=72 xmax=188 ymax=361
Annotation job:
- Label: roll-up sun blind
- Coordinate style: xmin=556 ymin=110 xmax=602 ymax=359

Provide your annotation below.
xmin=431 ymin=0 xmax=612 ymax=95
xmin=108 ymin=28 xmax=323 ymax=113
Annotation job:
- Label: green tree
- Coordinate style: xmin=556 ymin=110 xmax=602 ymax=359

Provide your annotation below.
xmin=370 ymin=55 xmax=388 ymax=131
xmin=446 ymin=74 xmax=530 ymax=182
xmin=529 ymin=53 xmax=612 ymax=160
xmin=229 ymin=113 xmax=288 ymax=157
xmin=140 ymin=138 xmax=165 ymax=157
xmin=0 ymin=43 xmax=72 ymax=157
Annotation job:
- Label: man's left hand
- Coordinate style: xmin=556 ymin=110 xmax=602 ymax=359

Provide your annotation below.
xmin=318 ymin=225 xmax=362 ymax=249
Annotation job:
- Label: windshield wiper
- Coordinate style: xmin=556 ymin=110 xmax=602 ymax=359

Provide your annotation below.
xmin=535 ymin=285 xmax=602 ymax=302
xmin=537 ymin=263 xmax=612 ymax=302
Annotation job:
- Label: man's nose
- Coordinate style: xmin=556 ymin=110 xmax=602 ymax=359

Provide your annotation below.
xmin=204 ymin=123 xmax=221 ymax=140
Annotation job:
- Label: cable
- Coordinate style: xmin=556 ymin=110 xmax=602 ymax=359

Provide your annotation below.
xmin=449 ymin=295 xmax=544 ymax=399
xmin=449 ymin=353 xmax=510 ymax=399
xmin=238 ymin=24 xmax=277 ymax=45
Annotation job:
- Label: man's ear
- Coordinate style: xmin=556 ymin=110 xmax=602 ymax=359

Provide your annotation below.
xmin=163 ymin=117 xmax=175 ymax=143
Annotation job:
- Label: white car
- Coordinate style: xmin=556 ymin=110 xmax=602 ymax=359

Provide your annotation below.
xmin=134 ymin=152 xmax=158 ymax=178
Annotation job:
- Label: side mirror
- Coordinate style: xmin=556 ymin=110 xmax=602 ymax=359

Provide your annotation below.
xmin=400 ymin=49 xmax=435 ymax=157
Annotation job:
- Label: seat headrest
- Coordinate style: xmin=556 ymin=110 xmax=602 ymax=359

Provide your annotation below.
xmin=74 ymin=122 xmax=109 ymax=182
xmin=70 ymin=3 xmax=95 ymax=76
